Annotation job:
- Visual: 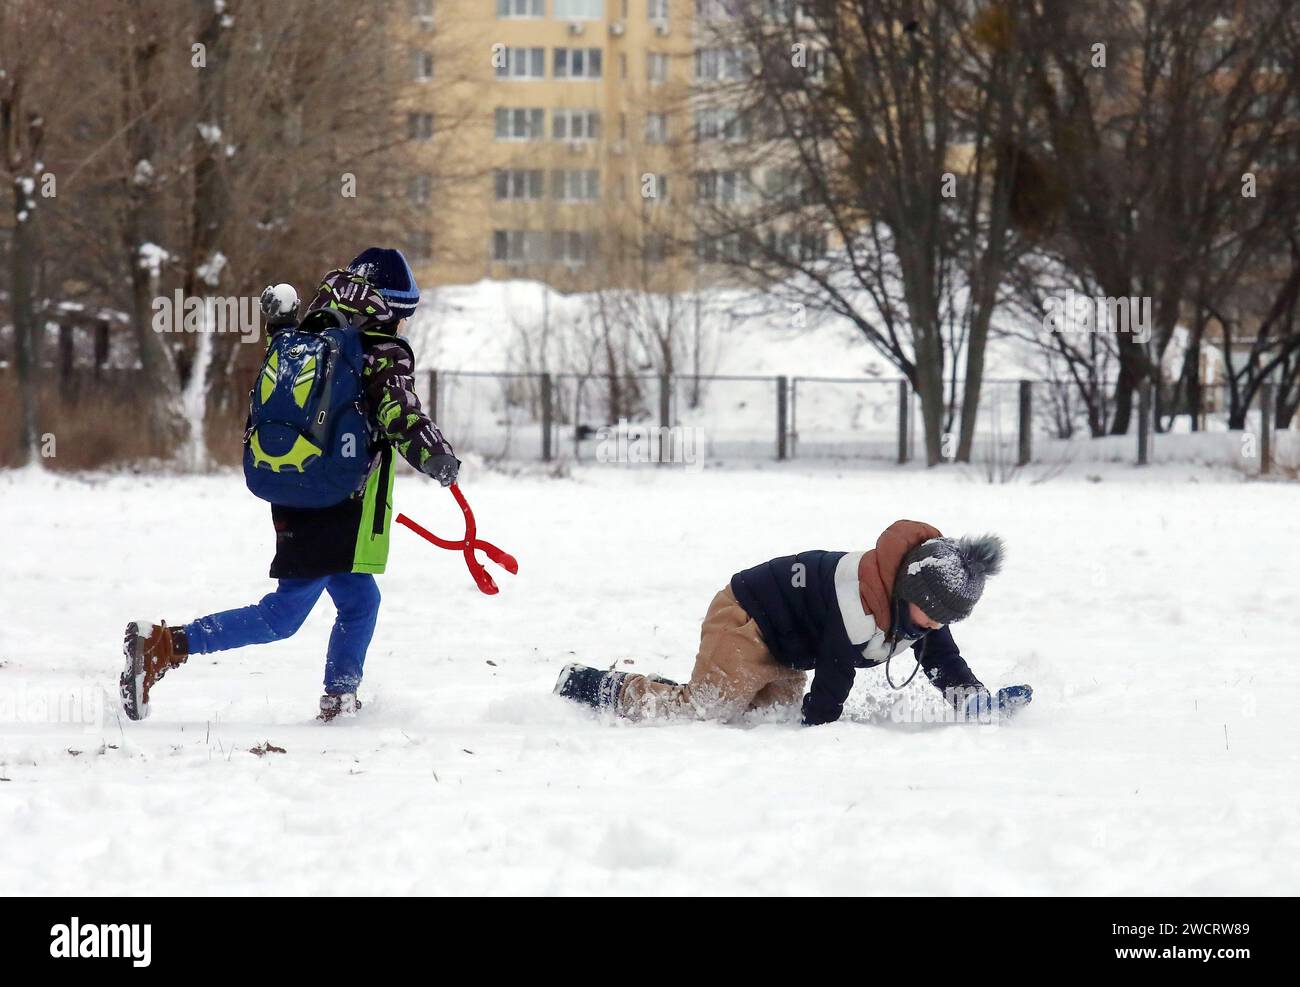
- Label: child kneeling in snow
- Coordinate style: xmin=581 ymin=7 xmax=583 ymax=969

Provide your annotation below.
xmin=556 ymin=520 xmax=1031 ymax=725
xmin=120 ymin=248 xmax=459 ymax=723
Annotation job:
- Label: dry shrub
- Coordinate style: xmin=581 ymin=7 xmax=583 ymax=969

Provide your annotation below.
xmin=0 ymin=370 xmax=169 ymax=471
xmin=204 ymin=394 xmax=250 ymax=468
xmin=0 ymin=381 xmax=23 ymax=469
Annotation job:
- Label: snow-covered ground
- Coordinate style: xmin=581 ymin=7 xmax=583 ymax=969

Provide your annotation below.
xmin=2 ymin=459 xmax=1297 ymax=895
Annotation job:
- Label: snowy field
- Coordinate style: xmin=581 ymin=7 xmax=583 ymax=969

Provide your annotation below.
xmin=1 ymin=459 xmax=1297 ymax=896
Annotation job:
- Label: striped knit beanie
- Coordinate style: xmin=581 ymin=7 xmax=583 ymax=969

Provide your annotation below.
xmin=347 ymin=247 xmax=420 ymax=321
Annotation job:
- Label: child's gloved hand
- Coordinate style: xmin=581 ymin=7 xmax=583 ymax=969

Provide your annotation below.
xmin=425 ymin=453 xmax=460 ymax=487
xmin=963 ymin=684 xmax=1032 ymax=721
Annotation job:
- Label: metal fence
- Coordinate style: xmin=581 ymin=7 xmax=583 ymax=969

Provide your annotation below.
xmin=425 ymin=370 xmax=1295 ymax=474
xmin=787 ymin=377 xmax=906 ymax=461
xmin=4 ymin=362 xmax=1289 ymax=472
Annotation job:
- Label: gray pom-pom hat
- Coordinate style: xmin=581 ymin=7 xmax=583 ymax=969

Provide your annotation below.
xmin=893 ymin=534 xmax=1005 ymax=624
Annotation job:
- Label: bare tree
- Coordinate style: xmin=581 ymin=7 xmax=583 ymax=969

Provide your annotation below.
xmin=1016 ymin=0 xmax=1300 ymax=434
xmin=1 ymin=1 xmax=71 ymax=463
xmin=2 ymin=0 xmax=477 ymax=465
xmin=691 ymin=1 xmax=1032 ymax=465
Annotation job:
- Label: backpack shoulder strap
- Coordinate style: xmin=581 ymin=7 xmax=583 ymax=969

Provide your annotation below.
xmin=297 ymin=307 xmax=352 ymax=335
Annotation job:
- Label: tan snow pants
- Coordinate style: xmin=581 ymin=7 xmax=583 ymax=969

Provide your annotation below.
xmin=619 ymin=585 xmax=807 ymax=721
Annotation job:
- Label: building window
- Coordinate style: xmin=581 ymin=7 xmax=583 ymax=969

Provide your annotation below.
xmin=766 ymin=228 xmax=827 ymax=263
xmin=648 ymin=0 xmax=669 ymax=18
xmin=645 ymin=112 xmax=668 ymax=144
xmin=550 ymin=230 xmax=597 ymax=266
xmin=695 ymin=169 xmax=750 ymax=204
xmin=412 ymin=50 xmax=434 ymax=81
xmin=694 ymin=107 xmax=749 ymax=141
xmin=553 ymin=108 xmax=601 ymax=140
xmin=494 ymin=107 xmax=545 ymax=140
xmin=787 ymin=112 xmax=830 ymax=139
xmin=697 ymin=232 xmax=746 ymax=263
xmin=407 ymin=113 xmax=434 ymax=140
xmin=762 ymin=0 xmax=810 ymax=18
xmin=555 ymin=0 xmax=604 ymax=16
xmin=554 ymin=47 xmax=603 ymax=79
xmin=408 ymin=173 xmax=433 ymax=205
xmin=492 ymin=229 xmax=549 ymax=264
xmin=552 ymin=169 xmax=600 ymax=202
xmin=496 ymin=0 xmax=543 ymax=16
xmin=411 ymin=0 xmax=435 ymax=30
xmin=694 ymin=47 xmax=749 ymax=81
xmin=494 ymin=169 xmax=545 ymax=201
xmin=640 ymin=172 xmax=668 ymax=202
xmin=804 ymin=47 xmax=829 ymax=81
xmin=764 ymin=168 xmax=815 ymax=205
xmin=496 ymin=47 xmax=545 ymax=79
xmin=646 ymin=52 xmax=668 ymax=84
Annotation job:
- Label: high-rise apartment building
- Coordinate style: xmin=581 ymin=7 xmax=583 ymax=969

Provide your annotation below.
xmin=402 ymin=0 xmax=699 ymax=291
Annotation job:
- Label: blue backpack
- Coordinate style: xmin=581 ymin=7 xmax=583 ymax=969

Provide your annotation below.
xmin=242 ymin=308 xmax=373 ymax=508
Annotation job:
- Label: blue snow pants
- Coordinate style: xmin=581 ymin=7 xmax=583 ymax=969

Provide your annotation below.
xmin=184 ymin=574 xmax=380 ymax=695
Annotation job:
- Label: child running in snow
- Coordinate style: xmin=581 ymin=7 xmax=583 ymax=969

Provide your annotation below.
xmin=120 ymin=248 xmax=459 ymax=723
xmin=555 ymin=520 xmax=1031 ymax=725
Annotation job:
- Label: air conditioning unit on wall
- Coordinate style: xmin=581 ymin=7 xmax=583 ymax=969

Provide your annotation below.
xmin=568 ymin=21 xmax=585 ymax=36
xmin=653 ymin=19 xmax=669 ymax=36
xmin=609 ymin=21 xmax=626 ymax=38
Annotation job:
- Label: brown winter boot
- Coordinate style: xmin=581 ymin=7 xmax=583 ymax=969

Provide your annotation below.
xmin=120 ymin=621 xmax=189 ymax=721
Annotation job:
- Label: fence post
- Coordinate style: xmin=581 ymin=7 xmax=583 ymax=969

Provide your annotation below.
xmin=658 ymin=373 xmax=672 ymax=465
xmin=776 ymin=375 xmax=788 ymax=461
xmin=94 ymin=321 xmax=109 ymax=378
xmin=1261 ymin=382 xmax=1274 ymax=476
xmin=428 ymin=370 xmax=438 ymax=424
xmin=1137 ymin=380 xmax=1152 ymax=466
xmin=1017 ymin=380 xmax=1032 ymax=466
xmin=897 ymin=379 xmax=910 ymax=464
xmin=790 ymin=377 xmax=799 ymax=459
xmin=541 ymin=372 xmax=553 ymax=462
